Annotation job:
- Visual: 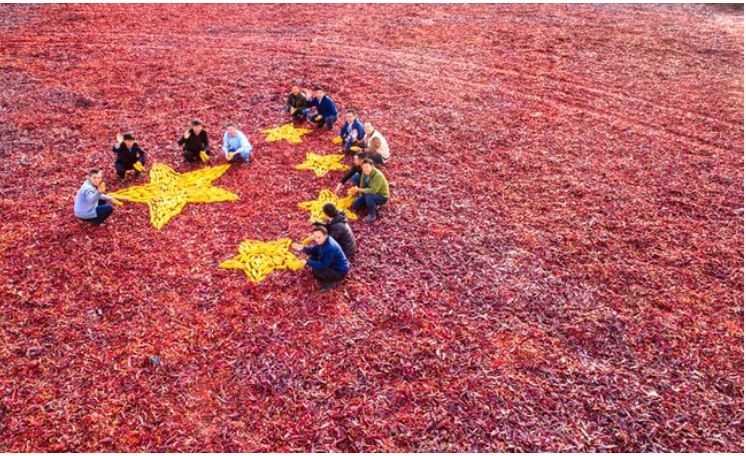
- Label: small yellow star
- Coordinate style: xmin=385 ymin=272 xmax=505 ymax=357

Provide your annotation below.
xmin=295 ymin=152 xmax=349 ymax=177
xmin=108 ymin=163 xmax=238 ymax=229
xmin=260 ymin=123 xmax=312 ymax=144
xmin=219 ymin=238 xmax=305 ymax=283
xmin=298 ymin=189 xmax=358 ymax=223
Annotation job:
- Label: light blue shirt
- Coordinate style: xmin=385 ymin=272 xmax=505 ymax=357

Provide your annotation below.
xmin=74 ymin=179 xmax=111 ymax=219
xmin=222 ymin=130 xmax=252 ymax=157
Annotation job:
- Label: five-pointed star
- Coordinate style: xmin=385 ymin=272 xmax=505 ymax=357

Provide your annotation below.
xmin=260 ymin=123 xmax=312 ymax=144
xmin=219 ymin=238 xmax=305 ymax=283
xmin=297 ymin=189 xmax=358 ymax=223
xmin=295 ymin=152 xmax=349 ymax=177
xmin=108 ymin=163 xmax=238 ymax=229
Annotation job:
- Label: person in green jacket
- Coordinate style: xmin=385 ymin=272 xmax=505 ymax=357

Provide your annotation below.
xmin=350 ymin=158 xmax=390 ymax=222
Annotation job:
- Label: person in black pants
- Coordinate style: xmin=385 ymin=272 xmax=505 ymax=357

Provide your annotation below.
xmin=178 ymin=119 xmax=210 ymax=163
xmin=291 ymin=226 xmax=350 ymax=291
xmin=112 ymin=132 xmax=146 ymax=180
xmin=313 ymin=203 xmax=356 ymax=259
xmin=286 ymin=86 xmax=308 ymax=121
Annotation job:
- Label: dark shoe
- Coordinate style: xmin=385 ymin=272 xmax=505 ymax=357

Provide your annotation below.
xmin=320 ymin=281 xmax=337 ymax=292
xmin=135 ymin=171 xmax=143 ymax=178
xmin=363 ymin=214 xmax=376 ymax=223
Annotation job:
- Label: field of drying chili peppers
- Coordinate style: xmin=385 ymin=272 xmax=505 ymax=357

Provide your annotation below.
xmin=0 ymin=3 xmax=743 ymax=452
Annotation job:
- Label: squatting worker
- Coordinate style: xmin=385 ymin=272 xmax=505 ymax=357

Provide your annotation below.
xmin=350 ymin=158 xmax=390 ymax=223
xmin=313 ymin=203 xmax=356 ymax=259
xmin=222 ymin=123 xmax=252 ymax=163
xmin=178 ymin=119 xmax=210 ymax=163
xmin=291 ymin=226 xmax=350 ymax=292
xmin=74 ymin=168 xmax=120 ymax=226
xmin=112 ymin=132 xmax=146 ymax=180
xmin=286 ymin=85 xmax=308 ymax=121
xmin=305 ymin=86 xmax=338 ymax=129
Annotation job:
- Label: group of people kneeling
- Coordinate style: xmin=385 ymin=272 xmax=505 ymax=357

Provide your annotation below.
xmin=72 ymin=85 xmax=392 ymax=292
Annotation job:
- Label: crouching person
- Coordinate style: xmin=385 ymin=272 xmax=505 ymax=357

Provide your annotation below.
xmin=222 ymin=123 xmax=252 ymax=163
xmin=292 ymin=226 xmax=350 ymax=292
xmin=178 ymin=119 xmax=210 ymax=163
xmin=74 ymin=168 xmax=120 ymax=226
xmin=313 ymin=203 xmax=356 ymax=259
xmin=112 ymin=132 xmax=146 ymax=180
xmin=350 ymin=159 xmax=390 ymax=223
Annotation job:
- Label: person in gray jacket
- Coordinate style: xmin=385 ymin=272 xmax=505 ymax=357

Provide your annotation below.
xmin=74 ymin=168 xmax=119 ymax=226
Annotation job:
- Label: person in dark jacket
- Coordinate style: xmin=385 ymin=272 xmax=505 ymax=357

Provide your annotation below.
xmin=313 ymin=203 xmax=356 ymax=258
xmin=178 ymin=119 xmax=210 ymax=163
xmin=112 ymin=132 xmax=146 ymax=180
xmin=338 ymin=110 xmax=365 ymax=153
xmin=335 ymin=152 xmax=365 ymax=193
xmin=286 ymin=86 xmax=308 ymax=121
xmin=292 ymin=226 xmax=350 ymax=291
xmin=305 ymin=86 xmax=338 ymax=129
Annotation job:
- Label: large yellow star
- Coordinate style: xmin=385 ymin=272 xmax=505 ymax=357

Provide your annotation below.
xmin=297 ymin=189 xmax=358 ymax=223
xmin=108 ymin=163 xmax=238 ymax=229
xmin=219 ymin=238 xmax=305 ymax=283
xmin=295 ymin=152 xmax=349 ymax=177
xmin=260 ymin=123 xmax=312 ymax=144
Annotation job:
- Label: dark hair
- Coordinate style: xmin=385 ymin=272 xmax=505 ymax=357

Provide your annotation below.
xmin=354 ymin=152 xmax=366 ymax=161
xmin=346 ymin=109 xmax=356 ymax=116
xmin=88 ymin=168 xmax=102 ymax=177
xmin=361 ymin=158 xmax=375 ymax=166
xmin=191 ymin=119 xmax=202 ymax=126
xmin=322 ymin=203 xmax=338 ymax=218
xmin=311 ymin=226 xmax=328 ymax=236
xmin=314 ymin=86 xmax=324 ymax=91
xmin=122 ymin=132 xmax=135 ymax=141
xmin=226 ymin=122 xmax=236 ymax=128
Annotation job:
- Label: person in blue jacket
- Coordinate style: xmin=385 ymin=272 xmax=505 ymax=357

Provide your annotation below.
xmin=305 ymin=86 xmax=338 ymax=129
xmin=292 ymin=225 xmax=350 ymax=291
xmin=338 ymin=110 xmax=365 ymax=153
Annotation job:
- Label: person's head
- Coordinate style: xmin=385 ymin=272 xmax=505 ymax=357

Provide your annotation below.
xmin=322 ymin=203 xmax=338 ymax=221
xmin=311 ymin=225 xmax=328 ymax=244
xmin=364 ymin=122 xmax=374 ymax=135
xmin=361 ymin=158 xmax=375 ymax=175
xmin=226 ymin=123 xmax=237 ymax=136
xmin=353 ymin=152 xmax=365 ymax=166
xmin=123 ymin=132 xmax=136 ymax=148
xmin=88 ymin=168 xmax=103 ymax=186
xmin=314 ymin=86 xmax=325 ymax=98
xmin=291 ymin=85 xmax=300 ymax=95
xmin=345 ymin=110 xmax=356 ymax=123
xmin=191 ymin=119 xmax=203 ymax=135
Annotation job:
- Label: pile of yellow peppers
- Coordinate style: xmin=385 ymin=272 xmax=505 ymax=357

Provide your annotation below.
xmin=295 ymin=152 xmax=349 ymax=177
xmin=297 ymin=189 xmax=358 ymax=222
xmin=219 ymin=238 xmax=305 ymax=283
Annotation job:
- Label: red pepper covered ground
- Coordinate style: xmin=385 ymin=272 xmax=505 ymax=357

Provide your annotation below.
xmin=0 ymin=3 xmax=743 ymax=452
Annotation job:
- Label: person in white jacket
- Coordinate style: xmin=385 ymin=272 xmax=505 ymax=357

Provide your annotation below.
xmin=362 ymin=122 xmax=390 ymax=165
xmin=74 ymin=168 xmax=119 ymax=226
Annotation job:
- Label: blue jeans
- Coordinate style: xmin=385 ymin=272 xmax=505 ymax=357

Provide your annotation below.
xmin=307 ymin=111 xmax=337 ymax=128
xmin=351 ymin=194 xmax=387 ymax=218
xmin=80 ymin=200 xmax=114 ymax=226
xmin=351 ymin=173 xmax=360 ymax=185
xmin=226 ymin=149 xmax=250 ymax=162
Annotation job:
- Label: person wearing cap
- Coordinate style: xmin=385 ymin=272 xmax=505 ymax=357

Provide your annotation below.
xmin=112 ymin=132 xmax=146 ymax=180
xmin=178 ymin=120 xmax=210 ymax=163
xmin=291 ymin=226 xmax=350 ymax=292
xmin=338 ymin=110 xmax=365 ymax=153
xmin=286 ymin=85 xmax=308 ymax=121
xmin=74 ymin=168 xmax=120 ymax=226
xmin=222 ymin=123 xmax=252 ymax=163
xmin=360 ymin=122 xmax=390 ymax=165
xmin=312 ymin=203 xmax=356 ymax=259
xmin=305 ymin=86 xmax=338 ymax=129
xmin=350 ymin=158 xmax=390 ymax=222
xmin=335 ymin=152 xmax=365 ymax=193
